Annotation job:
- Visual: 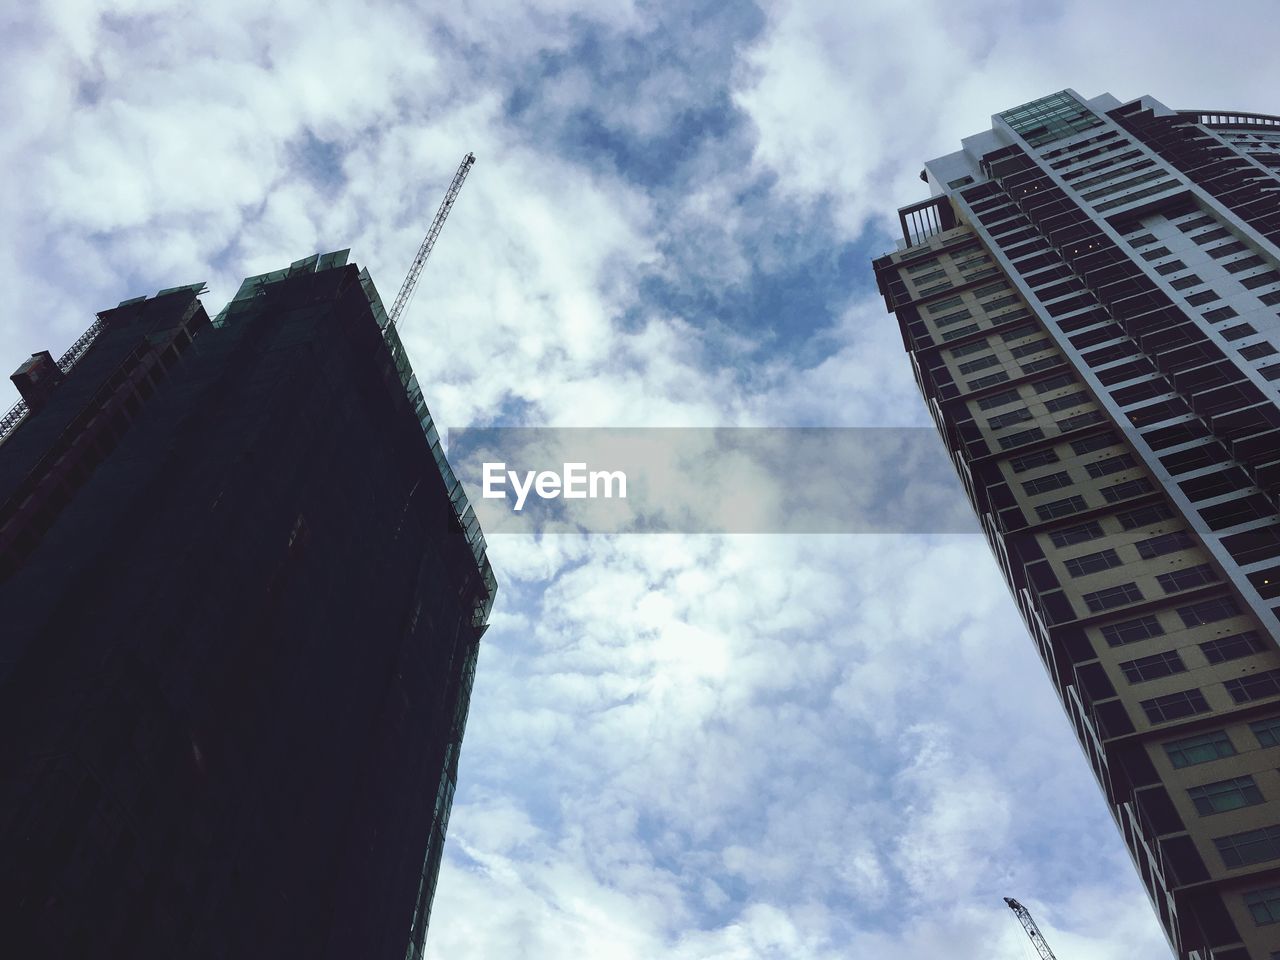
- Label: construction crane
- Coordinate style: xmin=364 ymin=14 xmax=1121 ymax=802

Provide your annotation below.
xmin=1005 ymin=898 xmax=1059 ymax=960
xmin=386 ymin=151 xmax=476 ymax=331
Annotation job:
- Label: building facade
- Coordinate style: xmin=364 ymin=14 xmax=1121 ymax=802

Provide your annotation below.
xmin=0 ymin=252 xmax=495 ymax=958
xmin=873 ymin=92 xmax=1280 ymax=960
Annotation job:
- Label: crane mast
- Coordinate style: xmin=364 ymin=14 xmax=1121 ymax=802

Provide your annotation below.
xmin=386 ymin=151 xmax=476 ymax=331
xmin=1005 ymin=898 xmax=1059 ymax=960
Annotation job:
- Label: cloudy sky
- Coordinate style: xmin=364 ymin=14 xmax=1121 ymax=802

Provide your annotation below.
xmin=5 ymin=1 xmax=1280 ymax=956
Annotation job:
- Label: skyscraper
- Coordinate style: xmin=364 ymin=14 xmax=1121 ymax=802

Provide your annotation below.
xmin=873 ymin=92 xmax=1280 ymax=960
xmin=0 ymin=251 xmax=495 ymax=958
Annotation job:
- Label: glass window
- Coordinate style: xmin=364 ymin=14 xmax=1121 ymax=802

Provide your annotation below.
xmin=1065 ymin=548 xmax=1124 ymax=578
xmin=1163 ymin=730 xmax=1235 ymax=768
xmin=1250 ymin=717 xmax=1280 ymax=748
xmin=1214 ymin=824 xmax=1280 ymax=868
xmin=1101 ymin=614 xmax=1164 ymax=647
xmin=1142 ymin=688 xmax=1210 ymax=724
xmin=1189 ymin=776 xmax=1263 ymax=815
xmin=1244 ymin=886 xmax=1280 ymax=925
xmin=1157 ymin=563 xmax=1220 ymax=593
xmin=1135 ymin=531 xmax=1194 ymax=559
xmin=1022 ymin=470 xmax=1072 ymax=495
xmin=1177 ymin=595 xmax=1240 ymax=628
xmin=1201 ymin=632 xmax=1266 ymax=665
xmin=1121 ymin=649 xmax=1186 ymax=683
xmin=1117 ymin=502 xmax=1175 ymax=530
xmin=1083 ymin=582 xmax=1143 ymax=612
xmin=1036 ymin=494 xmax=1087 ymax=521
xmin=1225 ymin=669 xmax=1280 ymax=705
xmin=1085 ymin=454 xmax=1137 ymax=479
xmin=1000 ymin=90 xmax=1104 ymax=147
xmin=1049 ymin=520 xmax=1104 ymax=548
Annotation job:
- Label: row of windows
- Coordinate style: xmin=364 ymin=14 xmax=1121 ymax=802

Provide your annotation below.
xmin=1082 ymin=562 xmax=1221 ymax=614
xmin=1099 ymin=593 xmax=1240 ymax=647
xmin=1143 ymin=670 xmax=1280 ymax=727
xmin=1163 ymin=720 xmax=1279 ymax=769
xmin=1118 ymin=632 xmax=1266 ymax=684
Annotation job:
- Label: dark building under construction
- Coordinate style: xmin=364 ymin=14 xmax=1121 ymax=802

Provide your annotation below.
xmin=0 ymin=251 xmax=495 ymax=958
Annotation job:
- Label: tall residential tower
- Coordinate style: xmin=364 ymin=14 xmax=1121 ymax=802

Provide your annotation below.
xmin=873 ymin=92 xmax=1280 ymax=960
xmin=0 ymin=252 xmax=495 ymax=958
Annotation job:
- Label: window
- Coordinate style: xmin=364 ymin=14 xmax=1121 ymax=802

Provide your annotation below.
xmin=1221 ymin=322 xmax=1257 ymax=340
xmin=1009 ymin=448 xmax=1059 ymax=472
xmin=1188 ymin=776 xmax=1263 ymax=815
xmin=998 ymin=426 xmax=1046 ymax=450
xmin=1071 ymin=432 xmax=1117 ymax=454
xmin=1201 ymin=632 xmax=1266 ymax=665
xmin=1225 ymin=254 xmax=1266 ymax=274
xmin=1190 ymin=226 xmax=1230 ymax=244
xmin=1010 ymin=339 xmax=1052 ymax=358
xmin=1186 ymin=290 xmax=1221 ymax=306
xmin=1121 ymin=649 xmax=1186 ymax=683
xmin=1140 ymin=246 xmax=1172 ymax=261
xmin=1214 ymin=824 xmax=1280 ymax=868
xmin=968 ymin=370 xmax=1011 ymax=388
xmin=1000 ymin=323 xmax=1039 ymax=342
xmin=958 ymin=354 xmax=1000 ymax=375
xmin=949 ymin=339 xmax=991 ymax=358
xmin=1242 ymin=270 xmax=1280 ymax=290
xmin=1101 ymin=614 xmax=1164 ymax=646
xmin=989 ymin=408 xmax=1034 ymax=430
xmin=1141 ymin=688 xmax=1210 ymax=723
xmin=1176 ymin=214 xmax=1215 ymax=232
xmin=1241 ymin=342 xmax=1279 ymax=360
xmin=1157 ymin=563 xmax=1220 ymax=593
xmin=1044 ymin=392 xmax=1090 ymax=413
xmin=1170 ymin=274 xmax=1203 ymax=290
xmin=1177 ymin=595 xmax=1240 ymax=627
xmin=1050 ymin=520 xmax=1105 ymax=548
xmin=1164 ymin=730 xmax=1235 ymax=768
xmin=1155 ymin=259 xmax=1187 ymax=275
xmin=1036 ymin=495 xmax=1087 ymax=521
xmin=1244 ymin=886 xmax=1280 ymax=926
xmin=1065 ymin=548 xmax=1123 ymax=577
xmin=1208 ymin=240 xmax=1248 ymax=258
xmin=907 ymin=257 xmax=943 ymax=274
xmin=973 ymin=281 xmax=1009 ymax=299
xmin=1102 ymin=478 xmax=1154 ymax=503
xmin=1021 ymin=356 xmax=1064 ymax=374
xmin=1057 ymin=411 xmax=1106 ymax=432
xmin=1085 ymin=454 xmax=1137 ymax=479
xmin=1135 ymin=531 xmax=1195 ymax=559
xmin=1000 ymin=90 xmax=1103 ymax=147
xmin=1117 ymin=502 xmax=1174 ymax=529
xmin=1203 ymin=306 xmax=1239 ymax=323
xmin=1033 ymin=373 xmax=1076 ymax=394
xmin=1022 ymin=471 xmax=1072 ymax=495
xmin=1249 ymin=717 xmax=1280 ymax=748
xmin=1083 ymin=581 xmax=1143 ymax=612
xmin=978 ymin=388 xmax=1022 ymax=411
xmin=934 ymin=307 xmax=974 ymax=326
xmin=944 ymin=324 xmax=983 ymax=342
xmin=1225 ymin=669 xmax=1280 ymax=705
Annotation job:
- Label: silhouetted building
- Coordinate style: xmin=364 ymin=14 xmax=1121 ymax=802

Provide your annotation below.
xmin=875 ymin=92 xmax=1280 ymax=960
xmin=0 ymin=251 xmax=495 ymax=958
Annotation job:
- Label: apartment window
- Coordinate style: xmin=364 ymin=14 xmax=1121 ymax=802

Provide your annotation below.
xmin=1021 ymin=470 xmax=1071 ymax=495
xmin=1009 ymin=448 xmax=1059 ymax=472
xmin=984 ymin=294 xmax=1022 ymax=311
xmin=1085 ymin=454 xmax=1137 ymax=479
xmin=997 ymin=427 xmax=1045 ymax=450
xmin=1021 ymin=356 xmax=1064 ymax=374
xmin=1134 ymin=531 xmax=1194 ymax=560
xmin=1240 ymin=342 xmax=1279 ymax=361
xmin=973 ymin=281 xmax=1009 ymax=299
xmin=1000 ymin=323 xmax=1039 ymax=342
xmin=1049 ymin=520 xmax=1104 ymax=548
xmin=1155 ymin=259 xmax=1187 ymax=275
xmin=978 ymin=388 xmax=1022 ymax=411
xmin=1249 ymin=717 xmax=1280 ymax=748
xmin=1100 ymin=614 xmax=1164 ymax=646
xmin=1214 ymin=824 xmax=1280 ymax=868
xmin=989 ymin=408 xmax=1034 ymax=430
xmin=1225 ymin=255 xmax=1266 ymax=274
xmin=1177 ymin=595 xmax=1240 ymax=628
xmin=1164 ymin=730 xmax=1235 ymax=768
xmin=1208 ymin=240 xmax=1248 ymax=258
xmin=1242 ymin=270 xmax=1280 ymax=290
xmin=1116 ymin=502 xmax=1174 ymax=529
xmin=1244 ymin=886 xmax=1280 ymax=925
xmin=949 ymin=339 xmax=991 ymax=358
xmin=1157 ymin=563 xmax=1220 ymax=593
xmin=1191 ymin=226 xmax=1231 ymax=244
xmin=1140 ymin=246 xmax=1172 ymax=261
xmin=1083 ymin=582 xmax=1143 ymax=612
xmin=906 ymin=257 xmax=943 ymax=274
xmin=1176 ymin=214 xmax=1216 ymax=232
xmin=1203 ymin=306 xmax=1240 ymax=323
xmin=1141 ymin=688 xmax=1210 ymax=723
xmin=1221 ymin=322 xmax=1257 ymax=340
xmin=1036 ymin=495 xmax=1087 ymax=521
xmin=968 ymin=370 xmax=1011 ymax=388
xmin=1188 ymin=776 xmax=1263 ymax=815
xmin=934 ymin=308 xmax=974 ymax=327
xmin=1225 ymin=669 xmax=1280 ymax=705
xmin=1044 ymin=392 xmax=1089 ymax=413
xmin=1064 ymin=548 xmax=1123 ymax=578
xmin=1071 ymin=432 xmax=1117 ymax=455
xmin=1128 ymin=232 xmax=1159 ymax=247
xmin=945 ymin=324 xmax=983 ymax=342
xmin=1102 ymin=478 xmax=1154 ymax=503
xmin=1170 ymin=274 xmax=1203 ymax=290
xmin=958 ymin=354 xmax=1001 ymax=375
xmin=1010 ymin=339 xmax=1052 ymax=358
xmin=1034 ymin=373 xmax=1077 ymax=394
xmin=1186 ymin=290 xmax=1221 ymax=306
xmin=1201 ymin=632 xmax=1266 ymax=665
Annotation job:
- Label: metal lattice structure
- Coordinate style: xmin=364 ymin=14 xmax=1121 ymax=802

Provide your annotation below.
xmin=386 ymin=152 xmax=476 ymax=331
xmin=1004 ymin=898 xmax=1058 ymax=960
